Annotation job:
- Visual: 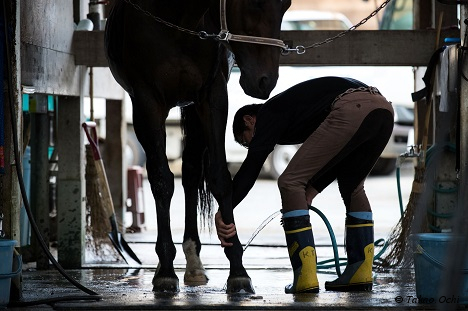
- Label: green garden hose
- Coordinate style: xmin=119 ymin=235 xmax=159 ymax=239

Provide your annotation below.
xmin=309 ymin=205 xmax=388 ymax=274
xmin=243 ymin=206 xmax=389 ymax=276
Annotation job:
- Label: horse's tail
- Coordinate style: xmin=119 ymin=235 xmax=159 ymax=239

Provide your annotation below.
xmin=180 ymin=108 xmax=214 ymax=233
xmin=199 ymin=155 xmax=214 ymax=233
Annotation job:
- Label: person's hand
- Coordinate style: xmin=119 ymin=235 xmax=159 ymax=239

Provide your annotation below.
xmin=215 ymin=210 xmax=236 ymax=247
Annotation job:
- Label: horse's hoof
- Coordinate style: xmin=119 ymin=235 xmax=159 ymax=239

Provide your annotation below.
xmin=184 ymin=269 xmax=209 ymax=286
xmin=226 ymin=276 xmax=255 ymax=294
xmin=152 ymin=276 xmax=180 ymax=293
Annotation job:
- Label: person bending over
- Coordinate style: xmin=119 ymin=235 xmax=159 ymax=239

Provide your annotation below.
xmin=216 ymin=76 xmax=394 ymax=293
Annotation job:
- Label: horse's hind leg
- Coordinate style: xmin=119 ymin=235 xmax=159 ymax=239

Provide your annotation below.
xmin=180 ymin=106 xmax=209 ymax=285
xmin=132 ymin=96 xmax=179 ymax=292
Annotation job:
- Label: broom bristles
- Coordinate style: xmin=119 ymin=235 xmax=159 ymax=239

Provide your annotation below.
xmin=85 ymin=145 xmax=121 ymax=261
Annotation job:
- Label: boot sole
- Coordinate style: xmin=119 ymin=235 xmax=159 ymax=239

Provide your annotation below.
xmin=298 ymin=287 xmax=320 ymax=294
xmin=285 ymin=286 xmax=320 ymax=294
xmin=325 ymin=282 xmax=372 ymax=292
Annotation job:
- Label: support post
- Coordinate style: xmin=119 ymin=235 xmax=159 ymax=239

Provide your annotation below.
xmin=56 ymin=94 xmax=85 ymax=268
xmin=439 ymin=4 xmax=468 ymax=301
xmin=1 ymin=0 xmax=21 ymax=244
xmin=459 ymin=7 xmax=468 ymax=221
xmin=29 ymin=94 xmax=50 ymax=269
xmin=104 ymin=99 xmax=126 ymax=232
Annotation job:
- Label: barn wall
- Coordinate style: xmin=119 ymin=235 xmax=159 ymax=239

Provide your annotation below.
xmin=20 ymin=0 xmax=80 ymax=96
xmin=20 ymin=0 xmax=123 ymax=99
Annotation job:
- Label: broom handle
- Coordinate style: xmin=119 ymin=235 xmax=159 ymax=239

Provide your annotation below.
xmin=82 ymin=122 xmax=116 ymax=220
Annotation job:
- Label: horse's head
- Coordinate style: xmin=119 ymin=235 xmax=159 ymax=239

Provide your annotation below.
xmin=220 ymin=0 xmax=291 ymax=100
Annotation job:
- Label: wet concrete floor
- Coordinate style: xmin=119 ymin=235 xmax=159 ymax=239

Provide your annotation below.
xmin=7 ymin=239 xmax=465 ymax=311
xmin=12 ymin=267 xmax=412 ymax=311
xmin=7 ymin=166 xmax=467 ymax=310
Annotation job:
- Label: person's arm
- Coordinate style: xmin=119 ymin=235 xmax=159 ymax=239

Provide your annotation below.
xmin=215 ymin=148 xmax=270 ymax=247
xmin=216 ymin=100 xmax=282 ymax=246
xmin=232 ymin=148 xmax=269 ymax=207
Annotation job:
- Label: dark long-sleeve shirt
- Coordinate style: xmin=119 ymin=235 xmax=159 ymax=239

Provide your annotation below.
xmin=232 ymin=76 xmax=368 ymax=207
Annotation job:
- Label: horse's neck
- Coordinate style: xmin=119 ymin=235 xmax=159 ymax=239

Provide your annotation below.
xmin=156 ymin=0 xmax=213 ymax=29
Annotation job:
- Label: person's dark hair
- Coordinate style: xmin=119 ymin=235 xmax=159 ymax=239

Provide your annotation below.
xmin=232 ymin=104 xmax=262 ymax=145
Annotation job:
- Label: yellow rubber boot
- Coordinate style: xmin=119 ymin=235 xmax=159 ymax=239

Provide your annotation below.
xmin=283 ymin=214 xmax=319 ymax=294
xmin=325 ymin=215 xmax=374 ymax=292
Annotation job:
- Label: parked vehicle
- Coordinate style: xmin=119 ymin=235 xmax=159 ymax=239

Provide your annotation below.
xmin=379 ymin=0 xmax=413 ymax=30
xmin=226 ymin=65 xmax=414 ymax=177
xmin=280 ymin=10 xmax=353 ymax=30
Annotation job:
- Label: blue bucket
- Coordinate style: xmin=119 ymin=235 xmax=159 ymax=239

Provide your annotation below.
xmin=0 ymin=239 xmax=21 ymax=307
xmin=412 ymin=233 xmax=468 ymax=304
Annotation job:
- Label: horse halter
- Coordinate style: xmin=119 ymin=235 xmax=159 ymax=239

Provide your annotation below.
xmin=213 ymin=0 xmax=303 ymax=54
xmin=123 ymin=0 xmax=303 ymax=54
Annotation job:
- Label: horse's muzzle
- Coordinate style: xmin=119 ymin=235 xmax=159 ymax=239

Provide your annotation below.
xmin=239 ymin=73 xmax=277 ymax=100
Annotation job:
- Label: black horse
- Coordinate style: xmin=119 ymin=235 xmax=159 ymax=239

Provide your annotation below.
xmin=105 ymin=0 xmax=290 ymax=293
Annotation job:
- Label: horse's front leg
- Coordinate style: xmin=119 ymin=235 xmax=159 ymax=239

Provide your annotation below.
xmin=133 ymin=101 xmax=178 ymax=292
xmin=220 ymin=198 xmax=254 ymax=294
xmin=204 ymin=84 xmax=254 ymax=294
xmin=180 ymin=105 xmax=209 ymax=285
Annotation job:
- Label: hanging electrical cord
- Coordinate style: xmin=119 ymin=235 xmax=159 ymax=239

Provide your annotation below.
xmin=1 ymin=1 xmax=102 ymax=307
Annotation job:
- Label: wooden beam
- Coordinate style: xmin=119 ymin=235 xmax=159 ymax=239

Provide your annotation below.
xmin=279 ymin=29 xmax=459 ymax=66
xmin=73 ymin=29 xmax=459 ymax=68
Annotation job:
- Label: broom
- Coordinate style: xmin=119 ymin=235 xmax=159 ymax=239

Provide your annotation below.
xmin=378 ymin=13 xmax=444 ymax=268
xmin=83 ymin=67 xmax=121 ymax=262
xmin=85 ymin=144 xmax=116 ymax=259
